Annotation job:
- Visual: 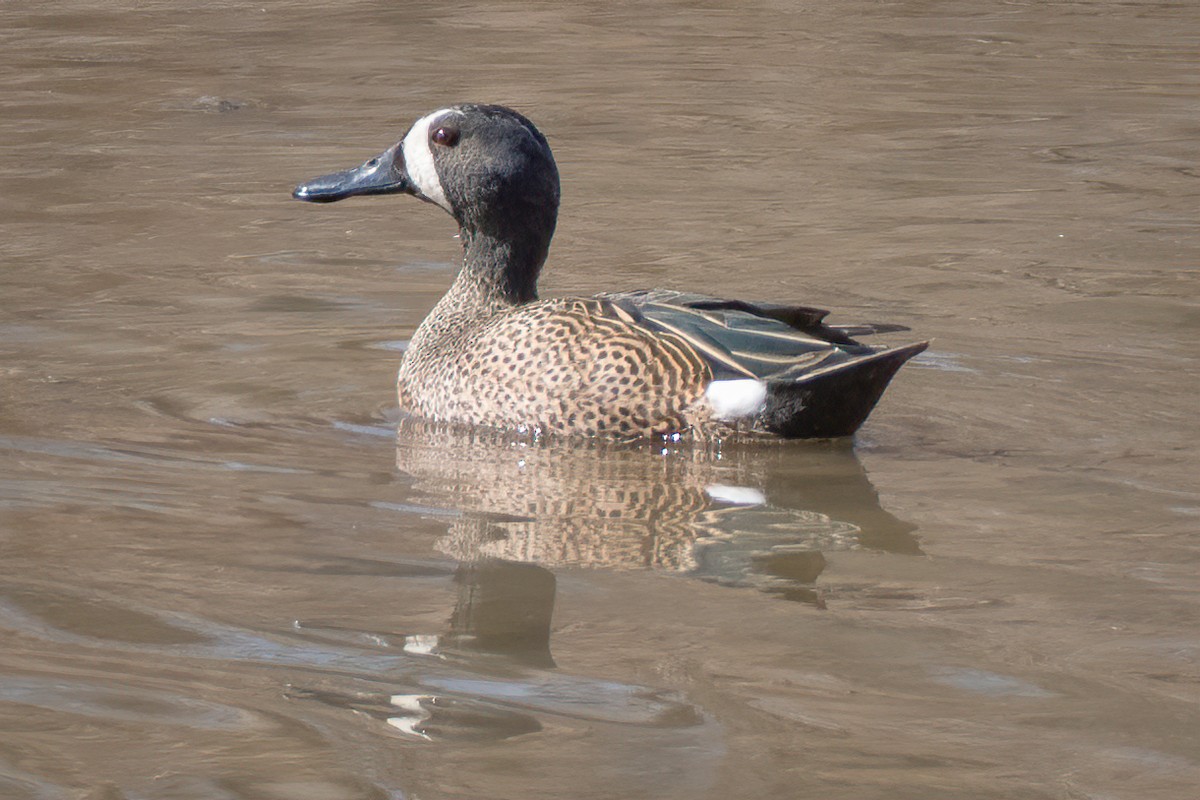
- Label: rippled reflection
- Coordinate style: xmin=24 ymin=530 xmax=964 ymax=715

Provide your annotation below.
xmin=393 ymin=419 xmax=920 ymax=605
xmin=321 ymin=421 xmax=925 ymax=747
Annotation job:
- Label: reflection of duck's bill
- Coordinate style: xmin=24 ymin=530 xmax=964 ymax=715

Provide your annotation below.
xmin=760 ymin=341 xmax=929 ymax=438
xmin=387 ymin=694 xmax=434 ymax=740
xmin=387 ymin=693 xmax=544 ymax=742
xmin=402 ymin=634 xmax=441 ymax=656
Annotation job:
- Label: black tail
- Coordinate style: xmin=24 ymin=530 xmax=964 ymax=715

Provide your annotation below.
xmin=759 ymin=342 xmax=928 ymax=438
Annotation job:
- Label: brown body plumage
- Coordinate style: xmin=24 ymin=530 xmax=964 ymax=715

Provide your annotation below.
xmin=398 ymin=293 xmax=713 ymax=438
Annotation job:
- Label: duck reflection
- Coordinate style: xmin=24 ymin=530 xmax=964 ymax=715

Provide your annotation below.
xmin=375 ymin=424 xmax=920 ymax=741
xmin=394 ymin=419 xmax=920 ymax=605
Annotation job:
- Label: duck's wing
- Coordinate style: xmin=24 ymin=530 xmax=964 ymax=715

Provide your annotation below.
xmin=597 ymin=289 xmax=928 ymax=438
xmin=603 ymin=289 xmax=910 ymax=342
xmin=597 ymin=289 xmax=920 ymax=382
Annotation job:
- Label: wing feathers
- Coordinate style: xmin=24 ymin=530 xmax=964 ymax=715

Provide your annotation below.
xmin=599 ymin=289 xmax=923 ymax=386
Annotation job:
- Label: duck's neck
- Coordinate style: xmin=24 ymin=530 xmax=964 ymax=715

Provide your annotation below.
xmin=442 ymin=210 xmax=555 ymax=313
xmin=406 ymin=223 xmax=552 ymax=365
xmin=453 ymin=228 xmax=544 ymax=307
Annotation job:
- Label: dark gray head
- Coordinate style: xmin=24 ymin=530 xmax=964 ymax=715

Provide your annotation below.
xmin=294 ymin=104 xmax=561 ymax=302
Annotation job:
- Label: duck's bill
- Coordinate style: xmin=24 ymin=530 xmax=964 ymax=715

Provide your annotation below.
xmin=292 ymin=146 xmax=411 ymax=203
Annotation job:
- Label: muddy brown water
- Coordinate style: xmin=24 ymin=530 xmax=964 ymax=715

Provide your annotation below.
xmin=2 ymin=2 xmax=1198 ymax=798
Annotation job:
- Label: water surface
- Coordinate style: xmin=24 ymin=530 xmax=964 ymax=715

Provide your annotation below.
xmin=1 ymin=2 xmax=1197 ymax=798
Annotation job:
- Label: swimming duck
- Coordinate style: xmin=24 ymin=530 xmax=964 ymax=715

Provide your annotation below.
xmin=294 ymin=104 xmax=926 ymax=439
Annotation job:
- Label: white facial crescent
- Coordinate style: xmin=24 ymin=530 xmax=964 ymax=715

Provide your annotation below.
xmin=401 ymin=108 xmax=461 ymax=213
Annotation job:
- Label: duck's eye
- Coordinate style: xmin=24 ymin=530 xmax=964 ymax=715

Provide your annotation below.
xmin=431 ymin=125 xmax=460 ymax=147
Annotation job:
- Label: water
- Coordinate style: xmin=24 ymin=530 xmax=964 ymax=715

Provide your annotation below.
xmin=1 ymin=1 xmax=1197 ymax=798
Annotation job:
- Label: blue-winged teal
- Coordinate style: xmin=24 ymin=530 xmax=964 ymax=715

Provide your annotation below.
xmin=294 ymin=104 xmax=926 ymax=439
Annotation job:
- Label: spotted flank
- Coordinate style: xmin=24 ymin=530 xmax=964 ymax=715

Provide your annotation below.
xmin=397 ymin=297 xmax=711 ymax=438
xmin=293 ymin=104 xmax=927 ymax=439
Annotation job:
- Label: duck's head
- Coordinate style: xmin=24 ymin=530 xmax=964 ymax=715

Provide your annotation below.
xmin=294 ymin=104 xmax=560 ymax=240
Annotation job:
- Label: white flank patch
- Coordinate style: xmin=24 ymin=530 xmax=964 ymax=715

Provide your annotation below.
xmin=705 ymin=378 xmax=768 ymax=420
xmin=705 ymin=485 xmax=767 ymax=506
xmin=401 ymin=108 xmax=460 ymax=212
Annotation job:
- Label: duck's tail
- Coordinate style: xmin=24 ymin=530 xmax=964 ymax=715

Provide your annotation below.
xmin=757 ymin=341 xmax=928 ymax=438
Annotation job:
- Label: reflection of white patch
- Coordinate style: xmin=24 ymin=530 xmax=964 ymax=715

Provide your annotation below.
xmin=706 ymin=485 xmax=767 ymax=506
xmin=402 ymin=108 xmax=460 ymax=212
xmin=705 ymin=379 xmax=767 ymax=420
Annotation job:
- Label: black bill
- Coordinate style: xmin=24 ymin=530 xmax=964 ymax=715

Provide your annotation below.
xmin=292 ymin=144 xmax=410 ymax=203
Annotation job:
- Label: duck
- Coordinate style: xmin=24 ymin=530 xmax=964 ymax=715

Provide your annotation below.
xmin=293 ymin=103 xmax=927 ymax=440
